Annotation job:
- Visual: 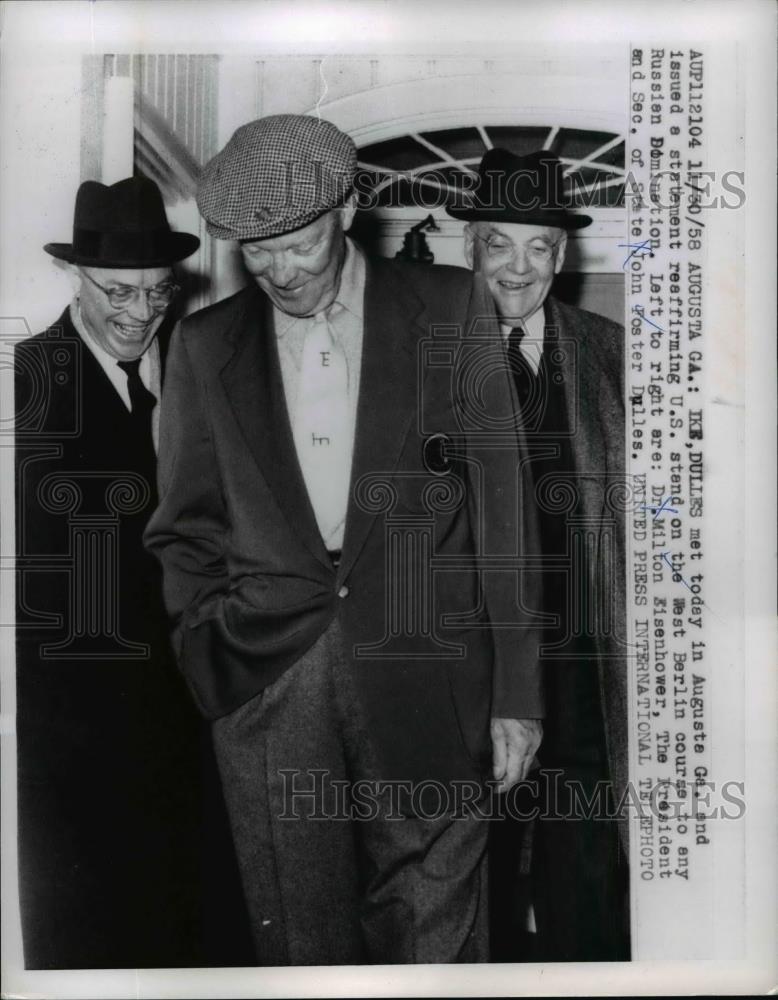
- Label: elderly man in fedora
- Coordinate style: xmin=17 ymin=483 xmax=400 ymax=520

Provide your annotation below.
xmin=14 ymin=177 xmax=251 ymax=968
xmin=449 ymin=149 xmax=630 ymax=961
xmin=145 ymin=115 xmax=545 ymax=965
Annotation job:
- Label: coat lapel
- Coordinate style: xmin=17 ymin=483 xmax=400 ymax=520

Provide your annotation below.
xmin=218 ymin=260 xmax=424 ymax=578
xmin=156 ymin=313 xmax=174 ymax=387
xmin=338 ymin=258 xmax=423 ymax=582
xmin=546 ymin=296 xmax=606 ymax=524
xmin=218 ymin=286 xmax=331 ymax=570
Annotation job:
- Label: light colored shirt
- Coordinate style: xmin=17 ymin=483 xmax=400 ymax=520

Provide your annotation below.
xmin=69 ymin=300 xmax=162 ymax=452
xmin=500 ymin=305 xmax=545 ymax=375
xmin=273 ymin=237 xmax=365 ymax=427
xmin=273 ymin=238 xmax=366 ymax=551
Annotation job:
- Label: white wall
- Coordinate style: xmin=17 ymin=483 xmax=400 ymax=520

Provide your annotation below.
xmin=0 ymin=21 xmax=86 ymax=337
xmin=1 ymin=7 xmax=94 ymax=985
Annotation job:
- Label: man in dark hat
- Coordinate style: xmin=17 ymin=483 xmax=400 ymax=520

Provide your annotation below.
xmin=14 ymin=176 xmax=251 ymax=968
xmin=450 ymin=149 xmax=630 ymax=961
xmin=145 ymin=115 xmax=544 ymax=965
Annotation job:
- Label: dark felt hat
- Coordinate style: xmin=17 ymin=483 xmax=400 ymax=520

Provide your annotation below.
xmin=44 ymin=176 xmax=200 ymax=267
xmin=447 ymin=148 xmax=592 ymax=230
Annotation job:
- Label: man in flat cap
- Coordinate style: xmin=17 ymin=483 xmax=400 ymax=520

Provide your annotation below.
xmin=145 ymin=114 xmax=544 ymax=964
xmin=15 ymin=177 xmax=251 ymax=968
xmin=450 ymin=149 xmax=629 ymax=961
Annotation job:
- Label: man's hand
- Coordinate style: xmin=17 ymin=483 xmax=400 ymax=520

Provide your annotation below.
xmin=490 ymin=717 xmax=543 ymax=793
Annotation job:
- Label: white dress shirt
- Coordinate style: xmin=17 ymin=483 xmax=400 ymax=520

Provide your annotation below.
xmin=69 ymin=300 xmax=162 ymax=452
xmin=272 ymin=238 xmax=366 ymax=551
xmin=273 ymin=237 xmax=365 ymax=426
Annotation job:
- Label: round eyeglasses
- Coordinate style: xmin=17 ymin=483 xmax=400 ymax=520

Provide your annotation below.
xmin=81 ymin=271 xmax=180 ymax=311
xmin=473 ymin=233 xmax=562 ymax=264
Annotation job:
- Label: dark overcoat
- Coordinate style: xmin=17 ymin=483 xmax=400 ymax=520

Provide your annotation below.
xmin=14 ymin=307 xmax=251 ymax=969
xmin=544 ymin=295 xmax=628 ymax=829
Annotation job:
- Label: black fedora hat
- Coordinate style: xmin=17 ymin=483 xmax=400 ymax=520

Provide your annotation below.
xmin=44 ymin=176 xmax=200 ymax=268
xmin=447 ymin=148 xmax=592 ymax=230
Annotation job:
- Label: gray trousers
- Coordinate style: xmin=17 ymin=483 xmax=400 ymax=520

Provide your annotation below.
xmin=212 ymin=623 xmax=489 ymax=965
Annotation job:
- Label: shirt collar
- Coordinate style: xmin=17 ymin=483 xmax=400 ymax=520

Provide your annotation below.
xmin=331 ymin=236 xmax=365 ymax=321
xmin=523 ymin=304 xmax=546 ymax=342
xmin=70 ymin=298 xmax=122 ymax=367
xmin=69 ymin=298 xmax=158 ymax=375
xmin=70 ymin=298 xmax=95 ymax=349
xmin=499 ymin=300 xmax=547 ymax=342
xmin=274 ymin=236 xmax=365 ymax=338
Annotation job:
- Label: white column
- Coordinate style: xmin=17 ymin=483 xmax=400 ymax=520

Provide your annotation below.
xmin=101 ymin=75 xmax=135 ymax=184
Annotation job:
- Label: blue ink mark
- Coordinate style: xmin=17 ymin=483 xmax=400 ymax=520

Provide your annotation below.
xmin=631 ymin=304 xmax=664 ymax=333
xmin=619 ymin=240 xmax=652 ymax=269
xmin=641 ymin=314 xmax=664 ymax=333
xmin=659 ymin=550 xmax=723 ymax=623
xmin=641 ymin=497 xmax=679 ymax=520
xmin=660 ymin=551 xmax=692 ymax=590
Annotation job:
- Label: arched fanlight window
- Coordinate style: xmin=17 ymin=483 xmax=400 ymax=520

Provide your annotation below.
xmin=356 ymin=125 xmax=625 ymax=209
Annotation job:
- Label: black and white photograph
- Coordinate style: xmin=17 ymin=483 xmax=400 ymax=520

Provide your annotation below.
xmin=1 ymin=2 xmax=774 ymax=997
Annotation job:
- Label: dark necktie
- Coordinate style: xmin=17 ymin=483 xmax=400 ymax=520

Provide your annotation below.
xmin=117 ymin=358 xmax=157 ymax=479
xmin=506 ymin=325 xmax=544 ymax=428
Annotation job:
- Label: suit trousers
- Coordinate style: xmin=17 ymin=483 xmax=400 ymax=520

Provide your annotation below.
xmin=212 ymin=620 xmax=489 ymax=966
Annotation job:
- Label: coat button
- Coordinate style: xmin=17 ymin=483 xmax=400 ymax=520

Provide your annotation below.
xmin=338 ymin=585 xmax=349 ymax=598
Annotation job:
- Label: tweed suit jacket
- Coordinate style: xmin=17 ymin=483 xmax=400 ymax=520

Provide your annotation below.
xmin=542 ymin=295 xmax=628 ymax=824
xmin=145 ymin=255 xmax=544 ymax=789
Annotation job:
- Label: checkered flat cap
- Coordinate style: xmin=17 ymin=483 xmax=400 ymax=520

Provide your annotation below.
xmin=197 ymin=114 xmax=357 ymax=240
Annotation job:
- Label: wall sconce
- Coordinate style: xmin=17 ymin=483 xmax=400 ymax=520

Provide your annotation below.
xmin=394 ymin=214 xmax=440 ymax=264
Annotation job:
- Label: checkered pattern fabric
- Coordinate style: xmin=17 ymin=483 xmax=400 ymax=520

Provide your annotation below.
xmin=197 ymin=114 xmax=357 ymax=241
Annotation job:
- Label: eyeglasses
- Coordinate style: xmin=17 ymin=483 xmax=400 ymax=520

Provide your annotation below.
xmin=473 ymin=233 xmax=562 ymax=264
xmin=80 ymin=271 xmax=180 ymax=311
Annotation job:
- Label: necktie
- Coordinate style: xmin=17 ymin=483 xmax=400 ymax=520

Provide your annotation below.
xmin=117 ymin=358 xmax=158 ymax=484
xmin=292 ymin=308 xmax=352 ymax=550
xmin=506 ymin=324 xmax=545 ymax=429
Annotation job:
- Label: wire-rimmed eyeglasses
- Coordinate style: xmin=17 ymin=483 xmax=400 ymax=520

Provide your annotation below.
xmin=80 ymin=271 xmax=180 ymax=311
xmin=472 ymin=232 xmax=563 ymax=264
